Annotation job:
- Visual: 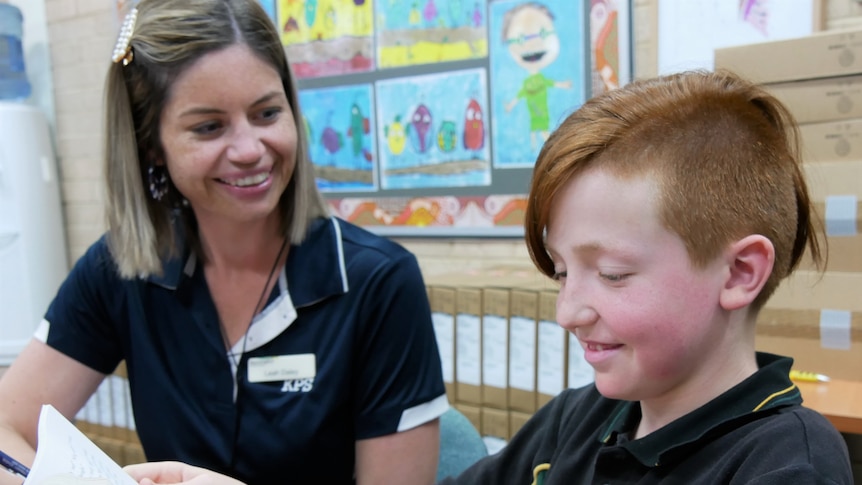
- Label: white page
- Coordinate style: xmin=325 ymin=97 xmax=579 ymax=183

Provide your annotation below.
xmin=24 ymin=404 xmax=136 ymax=485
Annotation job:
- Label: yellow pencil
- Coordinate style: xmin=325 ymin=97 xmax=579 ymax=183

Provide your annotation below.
xmin=789 ymin=370 xmax=830 ymax=383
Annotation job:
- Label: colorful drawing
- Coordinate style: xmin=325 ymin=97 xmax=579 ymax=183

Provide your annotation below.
xmin=256 ymin=0 xmax=278 ymax=25
xmin=278 ymin=0 xmax=374 ymax=78
xmin=463 ymin=98 xmax=484 ymax=150
xmin=658 ymin=0 xmax=814 ymax=74
xmin=328 ymin=195 xmax=528 ymax=229
xmin=489 ymin=0 xmax=586 ymax=168
xmin=298 ymin=84 xmax=377 ymax=192
xmin=375 ymin=69 xmax=491 ymax=190
xmin=407 ymin=104 xmax=434 ymax=153
xmin=375 ymin=0 xmax=489 ymax=68
xmin=590 ymin=0 xmax=621 ymax=96
xmin=384 ymin=115 xmax=407 ymax=155
xmin=739 ymin=0 xmax=769 ymax=36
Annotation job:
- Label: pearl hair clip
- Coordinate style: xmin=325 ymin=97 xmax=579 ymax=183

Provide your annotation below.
xmin=112 ymin=7 xmax=138 ymax=65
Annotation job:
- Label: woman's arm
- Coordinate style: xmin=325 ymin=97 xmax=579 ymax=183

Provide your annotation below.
xmin=0 ymin=339 xmax=104 ymax=478
xmin=355 ymin=419 xmax=440 ymax=485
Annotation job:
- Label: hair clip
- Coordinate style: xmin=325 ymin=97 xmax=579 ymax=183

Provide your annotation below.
xmin=112 ymin=7 xmax=138 ymax=65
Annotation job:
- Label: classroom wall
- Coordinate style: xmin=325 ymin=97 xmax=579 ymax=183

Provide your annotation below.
xmin=6 ymin=0 xmax=862 ymax=476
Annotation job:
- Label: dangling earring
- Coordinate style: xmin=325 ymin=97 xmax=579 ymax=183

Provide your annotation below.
xmin=148 ymin=164 xmax=169 ymax=201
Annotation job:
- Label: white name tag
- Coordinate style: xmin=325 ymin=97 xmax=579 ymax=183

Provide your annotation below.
xmin=247 ymin=354 xmax=316 ymax=383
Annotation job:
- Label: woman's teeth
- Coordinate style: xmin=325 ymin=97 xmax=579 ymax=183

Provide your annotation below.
xmin=225 ymin=172 xmax=268 ymax=187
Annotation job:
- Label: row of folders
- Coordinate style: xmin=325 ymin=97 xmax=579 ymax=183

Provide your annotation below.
xmin=425 ymin=268 xmax=591 ymax=428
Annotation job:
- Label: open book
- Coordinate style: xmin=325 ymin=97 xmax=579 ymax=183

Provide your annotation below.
xmin=24 ymin=404 xmax=136 ymax=484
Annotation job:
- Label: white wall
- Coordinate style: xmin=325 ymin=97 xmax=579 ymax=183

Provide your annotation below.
xmin=7 ymin=0 xmax=56 ymax=129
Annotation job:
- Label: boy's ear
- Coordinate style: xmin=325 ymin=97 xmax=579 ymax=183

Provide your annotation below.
xmin=719 ymin=235 xmax=775 ymax=311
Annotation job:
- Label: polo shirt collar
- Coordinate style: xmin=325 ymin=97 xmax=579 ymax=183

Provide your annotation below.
xmin=599 ymin=352 xmax=800 ymax=467
xmin=146 ymin=217 xmax=349 ymax=308
xmin=284 ymin=216 xmax=349 ymax=308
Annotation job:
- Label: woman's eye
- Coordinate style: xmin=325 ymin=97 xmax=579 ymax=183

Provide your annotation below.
xmin=259 ymin=107 xmax=282 ymax=121
xmin=551 ymin=271 xmax=567 ymax=282
xmin=192 ymin=122 xmax=222 ymax=136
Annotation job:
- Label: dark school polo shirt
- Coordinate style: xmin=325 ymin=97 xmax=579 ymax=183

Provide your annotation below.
xmin=41 ymin=216 xmax=447 ymax=484
xmin=440 ymin=353 xmax=852 ymax=484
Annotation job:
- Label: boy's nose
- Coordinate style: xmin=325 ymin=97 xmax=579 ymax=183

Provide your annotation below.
xmin=555 ymin=286 xmax=598 ymax=333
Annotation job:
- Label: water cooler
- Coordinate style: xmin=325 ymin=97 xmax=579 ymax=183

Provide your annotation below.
xmin=0 ymin=4 xmax=67 ymax=365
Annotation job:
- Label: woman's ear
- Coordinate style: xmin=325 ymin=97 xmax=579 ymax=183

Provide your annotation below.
xmin=719 ymin=235 xmax=775 ymax=311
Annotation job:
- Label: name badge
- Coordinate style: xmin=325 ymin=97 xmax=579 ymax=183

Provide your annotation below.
xmin=247 ymin=354 xmax=316 ymax=383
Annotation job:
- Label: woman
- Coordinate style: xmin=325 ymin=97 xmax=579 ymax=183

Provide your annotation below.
xmin=0 ymin=1 xmax=446 ymax=484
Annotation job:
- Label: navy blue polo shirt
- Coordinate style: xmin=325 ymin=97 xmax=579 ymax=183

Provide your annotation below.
xmin=41 ymin=217 xmax=447 ymax=484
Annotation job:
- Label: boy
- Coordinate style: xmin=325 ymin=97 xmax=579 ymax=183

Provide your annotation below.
xmin=442 ymin=69 xmax=853 ymax=483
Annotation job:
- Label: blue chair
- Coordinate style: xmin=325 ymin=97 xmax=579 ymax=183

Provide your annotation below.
xmin=436 ymin=407 xmax=489 ymax=481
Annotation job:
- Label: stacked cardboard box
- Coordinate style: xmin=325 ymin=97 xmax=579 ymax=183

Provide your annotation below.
xmin=425 ymin=267 xmax=583 ymax=440
xmin=716 ymin=29 xmax=862 ymax=381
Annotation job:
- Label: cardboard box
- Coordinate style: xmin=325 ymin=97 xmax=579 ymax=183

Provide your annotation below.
xmin=455 ymin=287 xmax=483 ymax=405
xmin=430 ymin=286 xmax=457 ymax=402
xmin=767 ymin=271 xmax=862 ymax=312
xmin=536 ymin=289 xmax=567 ymax=407
xmin=805 ymin=161 xmax=862 ymax=200
xmin=715 ymin=29 xmax=862 ymax=84
xmin=800 ymin=118 xmax=862 ymax=164
xmin=481 ymin=407 xmax=510 ymax=440
xmin=798 ymin=199 xmax=862 ymax=273
xmin=757 ymin=307 xmax=862 ymax=381
xmin=454 ymin=403 xmax=482 ymax=435
xmin=481 ymin=288 xmax=510 ymax=409
xmin=508 ymin=289 xmax=539 ymax=414
xmin=766 ymin=75 xmax=862 ymax=124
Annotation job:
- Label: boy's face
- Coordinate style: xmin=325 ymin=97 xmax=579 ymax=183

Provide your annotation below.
xmin=546 ymin=167 xmax=728 ymax=402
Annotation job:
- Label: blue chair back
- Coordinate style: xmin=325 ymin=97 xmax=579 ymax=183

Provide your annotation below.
xmin=437 ymin=407 xmax=488 ymax=481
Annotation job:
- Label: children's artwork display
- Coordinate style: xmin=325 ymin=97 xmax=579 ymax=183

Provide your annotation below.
xmin=277 ymin=0 xmax=375 ymax=78
xmin=327 ymin=195 xmax=529 ymax=235
xmin=299 ymin=84 xmax=377 ymax=192
xmin=375 ymin=0 xmax=489 ymax=68
xmin=376 ymin=69 xmax=491 ymax=190
xmin=488 ymin=0 xmax=588 ymax=168
xmin=269 ymin=0 xmax=632 ymax=235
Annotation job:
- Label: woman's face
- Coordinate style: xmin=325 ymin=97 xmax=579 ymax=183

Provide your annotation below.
xmin=158 ymin=43 xmax=296 ymax=230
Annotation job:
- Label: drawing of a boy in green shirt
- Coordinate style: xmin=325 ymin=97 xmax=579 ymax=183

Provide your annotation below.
xmin=503 ymin=2 xmax=571 ymax=150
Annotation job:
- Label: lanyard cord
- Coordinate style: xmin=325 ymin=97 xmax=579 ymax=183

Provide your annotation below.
xmin=225 ymin=236 xmax=289 ymax=472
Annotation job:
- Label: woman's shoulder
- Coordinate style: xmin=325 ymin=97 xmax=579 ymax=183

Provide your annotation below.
xmin=323 ymin=217 xmax=416 ymax=262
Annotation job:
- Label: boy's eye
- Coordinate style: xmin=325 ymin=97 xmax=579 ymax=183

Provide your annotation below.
xmin=599 ymin=272 xmax=629 ymax=282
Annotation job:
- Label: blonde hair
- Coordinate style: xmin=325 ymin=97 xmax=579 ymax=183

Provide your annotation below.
xmin=104 ymin=0 xmax=328 ymax=278
xmin=525 ymin=70 xmax=823 ymax=311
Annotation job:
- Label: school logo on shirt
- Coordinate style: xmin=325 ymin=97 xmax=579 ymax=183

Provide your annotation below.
xmin=281 ymin=378 xmax=314 ymax=392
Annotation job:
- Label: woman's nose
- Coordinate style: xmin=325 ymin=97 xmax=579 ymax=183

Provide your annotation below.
xmin=227 ymin=121 xmax=265 ymax=164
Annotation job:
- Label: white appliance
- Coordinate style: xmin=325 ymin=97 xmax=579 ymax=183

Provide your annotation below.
xmin=0 ymin=101 xmax=68 ymax=365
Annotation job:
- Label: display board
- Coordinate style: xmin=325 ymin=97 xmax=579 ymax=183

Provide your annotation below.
xmin=114 ymin=0 xmax=632 ymax=237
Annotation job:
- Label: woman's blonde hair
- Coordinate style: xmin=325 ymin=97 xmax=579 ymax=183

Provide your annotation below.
xmin=104 ymin=0 xmax=328 ymax=278
xmin=525 ymin=70 xmax=823 ymax=311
